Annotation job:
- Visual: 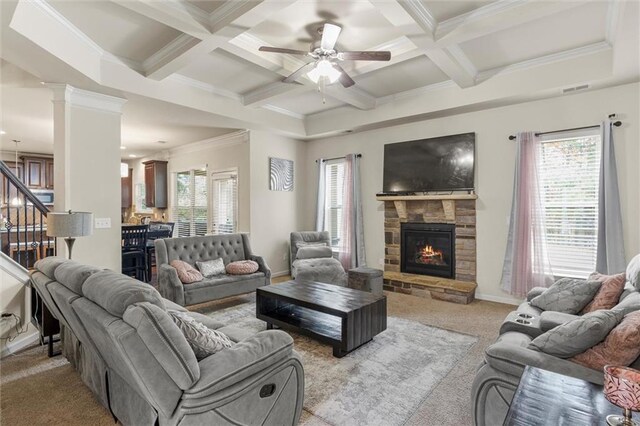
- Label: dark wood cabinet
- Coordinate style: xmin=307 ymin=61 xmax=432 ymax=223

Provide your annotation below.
xmin=21 ymin=156 xmax=54 ymax=189
xmin=45 ymin=159 xmax=54 ymax=189
xmin=143 ymin=160 xmax=168 ymax=209
xmin=2 ymin=161 xmax=24 ymax=205
xmin=121 ymin=167 xmax=133 ymax=208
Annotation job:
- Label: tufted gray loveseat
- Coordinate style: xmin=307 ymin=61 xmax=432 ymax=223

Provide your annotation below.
xmin=30 ymin=257 xmax=304 ymax=426
xmin=156 ymin=233 xmax=270 ymax=306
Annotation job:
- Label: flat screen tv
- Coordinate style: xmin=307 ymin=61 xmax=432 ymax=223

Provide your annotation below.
xmin=382 ymin=133 xmax=475 ymax=193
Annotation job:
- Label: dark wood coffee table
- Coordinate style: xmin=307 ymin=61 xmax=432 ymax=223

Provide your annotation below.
xmin=256 ymin=280 xmax=387 ymax=357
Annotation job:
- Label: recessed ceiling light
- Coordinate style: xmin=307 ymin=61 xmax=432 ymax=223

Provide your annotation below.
xmin=128 ymin=154 xmax=137 ymax=158
xmin=157 ymin=140 xmax=167 ymax=144
xmin=120 ymin=146 xmax=126 ymax=150
xmin=0 ymin=130 xmax=6 ymax=135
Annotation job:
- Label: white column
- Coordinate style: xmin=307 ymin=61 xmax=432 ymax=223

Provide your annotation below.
xmin=49 ymin=84 xmax=126 ymax=270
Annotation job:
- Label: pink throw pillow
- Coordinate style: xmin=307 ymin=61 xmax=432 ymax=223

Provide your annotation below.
xmin=226 ymin=260 xmax=259 ymax=275
xmin=571 ymin=311 xmax=640 ymax=371
xmin=581 ymin=272 xmax=626 ymax=313
xmin=170 ymin=260 xmax=203 ymax=284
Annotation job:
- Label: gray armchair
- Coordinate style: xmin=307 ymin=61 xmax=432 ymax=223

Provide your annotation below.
xmin=156 ymin=233 xmax=270 ymax=306
xmin=290 ymin=231 xmax=347 ymax=286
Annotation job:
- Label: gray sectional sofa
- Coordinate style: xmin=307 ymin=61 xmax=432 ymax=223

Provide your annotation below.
xmin=156 ymin=233 xmax=270 ymax=306
xmin=471 ymin=255 xmax=640 ymax=426
xmin=30 ymin=257 xmax=304 ymax=426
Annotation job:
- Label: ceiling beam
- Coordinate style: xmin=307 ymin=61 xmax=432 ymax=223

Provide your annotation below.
xmin=420 ymin=45 xmax=477 ymax=88
xmin=109 ymin=0 xmax=212 ymax=39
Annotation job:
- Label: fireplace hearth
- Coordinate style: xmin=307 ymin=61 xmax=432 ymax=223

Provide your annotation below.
xmin=401 ymin=223 xmax=455 ymax=279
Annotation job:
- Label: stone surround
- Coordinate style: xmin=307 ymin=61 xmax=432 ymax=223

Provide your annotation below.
xmin=378 ymin=195 xmax=478 ymax=304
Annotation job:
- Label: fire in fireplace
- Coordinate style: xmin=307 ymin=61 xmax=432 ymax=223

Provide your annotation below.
xmin=401 ymin=223 xmax=455 ymax=279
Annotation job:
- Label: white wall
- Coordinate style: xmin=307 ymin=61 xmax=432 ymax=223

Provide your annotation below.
xmin=165 ymin=132 xmax=251 ymax=233
xmin=305 ymin=83 xmax=640 ymax=304
xmin=249 ymin=131 xmax=308 ymax=275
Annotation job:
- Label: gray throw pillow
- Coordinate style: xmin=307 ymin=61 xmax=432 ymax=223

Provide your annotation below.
xmin=530 ymin=278 xmax=602 ymax=314
xmin=196 ymin=258 xmax=226 ymax=278
xmin=627 ymin=253 xmax=640 ymax=290
xmin=295 ymin=241 xmax=328 ymax=249
xmin=296 ymin=246 xmax=333 ymax=260
xmin=529 ymin=310 xmax=622 ymax=358
xmin=169 ymin=311 xmax=233 ymax=360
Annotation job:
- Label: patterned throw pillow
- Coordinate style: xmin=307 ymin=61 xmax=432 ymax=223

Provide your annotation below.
xmin=226 ymin=260 xmax=259 ymax=275
xmin=571 ymin=311 xmax=640 ymax=371
xmin=169 ymin=311 xmax=233 ymax=360
xmin=170 ymin=260 xmax=203 ymax=284
xmin=196 ymin=258 xmax=226 ymax=278
xmin=530 ymin=277 xmax=602 ymax=314
xmin=581 ymin=273 xmax=626 ymax=313
xmin=529 ymin=310 xmax=622 ymax=358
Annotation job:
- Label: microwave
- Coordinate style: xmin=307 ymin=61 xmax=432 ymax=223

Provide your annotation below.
xmin=31 ymin=189 xmax=54 ymax=205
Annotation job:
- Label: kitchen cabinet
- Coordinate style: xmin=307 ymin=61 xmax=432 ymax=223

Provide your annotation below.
xmin=121 ymin=167 xmax=132 ymax=208
xmin=1 ymin=161 xmax=24 ymax=205
xmin=143 ymin=160 xmax=168 ymax=209
xmin=21 ymin=156 xmax=54 ymax=189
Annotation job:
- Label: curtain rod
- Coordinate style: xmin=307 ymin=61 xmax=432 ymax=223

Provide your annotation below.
xmin=315 ymin=154 xmax=362 ymax=162
xmin=508 ymin=114 xmax=622 ymax=140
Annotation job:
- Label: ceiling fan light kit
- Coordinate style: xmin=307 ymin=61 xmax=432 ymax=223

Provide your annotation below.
xmin=259 ymin=22 xmax=391 ymax=102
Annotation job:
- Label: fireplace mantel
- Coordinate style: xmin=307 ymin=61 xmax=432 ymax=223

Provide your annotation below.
xmin=377 ymin=193 xmax=477 ymax=222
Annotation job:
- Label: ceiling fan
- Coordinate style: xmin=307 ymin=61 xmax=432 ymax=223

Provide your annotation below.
xmin=259 ymin=23 xmax=391 ymax=89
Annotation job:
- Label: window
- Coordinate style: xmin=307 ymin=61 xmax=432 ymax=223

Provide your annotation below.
xmin=172 ymin=169 xmax=208 ymax=237
xmin=538 ymin=130 xmax=601 ymax=278
xmin=324 ymin=160 xmax=345 ymax=248
xmin=210 ymin=170 xmax=238 ymax=234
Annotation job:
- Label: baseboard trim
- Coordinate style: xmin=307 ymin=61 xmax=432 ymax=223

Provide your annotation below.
xmin=475 ymin=292 xmax=521 ymax=306
xmin=1 ymin=331 xmax=39 ymax=358
xmin=272 ymin=270 xmax=290 ymax=278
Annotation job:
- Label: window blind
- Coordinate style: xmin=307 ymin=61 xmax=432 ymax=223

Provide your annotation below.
xmin=324 ymin=160 xmax=345 ymax=248
xmin=538 ymin=131 xmax=601 ymax=278
xmin=172 ymin=169 xmax=208 ymax=237
xmin=211 ymin=171 xmax=238 ymax=235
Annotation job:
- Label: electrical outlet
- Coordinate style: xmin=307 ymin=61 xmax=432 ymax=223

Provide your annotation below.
xmin=95 ymin=218 xmax=111 ymax=229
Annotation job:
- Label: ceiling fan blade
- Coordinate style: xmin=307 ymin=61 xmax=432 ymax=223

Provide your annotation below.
xmin=333 ymin=63 xmax=355 ymax=88
xmin=283 ymin=62 xmax=315 ymax=83
xmin=320 ymin=23 xmax=341 ymax=51
xmin=340 ymin=51 xmax=391 ymax=61
xmin=259 ymin=46 xmax=309 ymax=56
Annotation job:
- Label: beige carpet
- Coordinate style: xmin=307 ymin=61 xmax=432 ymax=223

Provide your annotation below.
xmin=0 ymin=286 xmax=512 ymax=425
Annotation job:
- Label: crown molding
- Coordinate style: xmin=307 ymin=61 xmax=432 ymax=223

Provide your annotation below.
xmin=261 ymin=104 xmax=305 ymax=120
xmin=46 ymin=84 xmax=127 ymax=114
xmin=168 ymin=130 xmax=249 ymax=156
xmin=142 ymin=34 xmax=198 ymax=73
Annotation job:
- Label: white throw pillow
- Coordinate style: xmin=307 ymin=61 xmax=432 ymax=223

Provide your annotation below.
xmin=169 ymin=311 xmax=233 ymax=360
xmin=196 ymin=258 xmax=226 ymax=277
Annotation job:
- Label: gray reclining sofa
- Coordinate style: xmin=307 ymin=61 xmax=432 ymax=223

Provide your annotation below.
xmin=30 ymin=257 xmax=304 ymax=426
xmin=156 ymin=233 xmax=270 ymax=306
xmin=471 ymin=254 xmax=640 ymax=426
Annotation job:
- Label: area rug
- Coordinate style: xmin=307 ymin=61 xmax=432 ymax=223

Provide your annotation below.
xmin=200 ymin=302 xmax=478 ymax=426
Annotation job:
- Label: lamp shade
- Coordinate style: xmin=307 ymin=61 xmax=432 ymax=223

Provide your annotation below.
xmin=47 ymin=211 xmax=93 ymax=238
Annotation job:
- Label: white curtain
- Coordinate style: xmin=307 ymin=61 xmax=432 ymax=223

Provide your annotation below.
xmin=596 ymin=120 xmax=626 ymax=273
xmin=339 ymin=154 xmax=366 ymax=269
xmin=500 ymin=132 xmax=554 ymax=297
xmin=315 ymin=158 xmax=326 ymax=232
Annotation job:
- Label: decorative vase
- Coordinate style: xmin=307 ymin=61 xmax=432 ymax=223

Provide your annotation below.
xmin=604 ymin=365 xmax=640 ymax=426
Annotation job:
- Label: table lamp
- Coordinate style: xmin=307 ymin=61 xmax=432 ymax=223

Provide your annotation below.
xmin=46 ymin=210 xmax=93 ymax=259
xmin=604 ymin=365 xmax=640 ymax=426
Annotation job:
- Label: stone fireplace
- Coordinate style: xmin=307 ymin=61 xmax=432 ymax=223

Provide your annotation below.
xmin=378 ymin=194 xmax=478 ymax=304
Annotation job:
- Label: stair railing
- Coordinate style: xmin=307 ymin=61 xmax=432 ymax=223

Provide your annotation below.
xmin=0 ymin=161 xmax=55 ymax=269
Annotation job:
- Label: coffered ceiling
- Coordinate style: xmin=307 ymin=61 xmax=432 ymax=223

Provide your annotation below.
xmin=1 ymin=0 xmax=638 ymax=144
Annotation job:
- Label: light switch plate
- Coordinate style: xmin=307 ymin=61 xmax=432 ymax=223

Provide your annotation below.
xmin=95 ymin=218 xmax=111 ymax=229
